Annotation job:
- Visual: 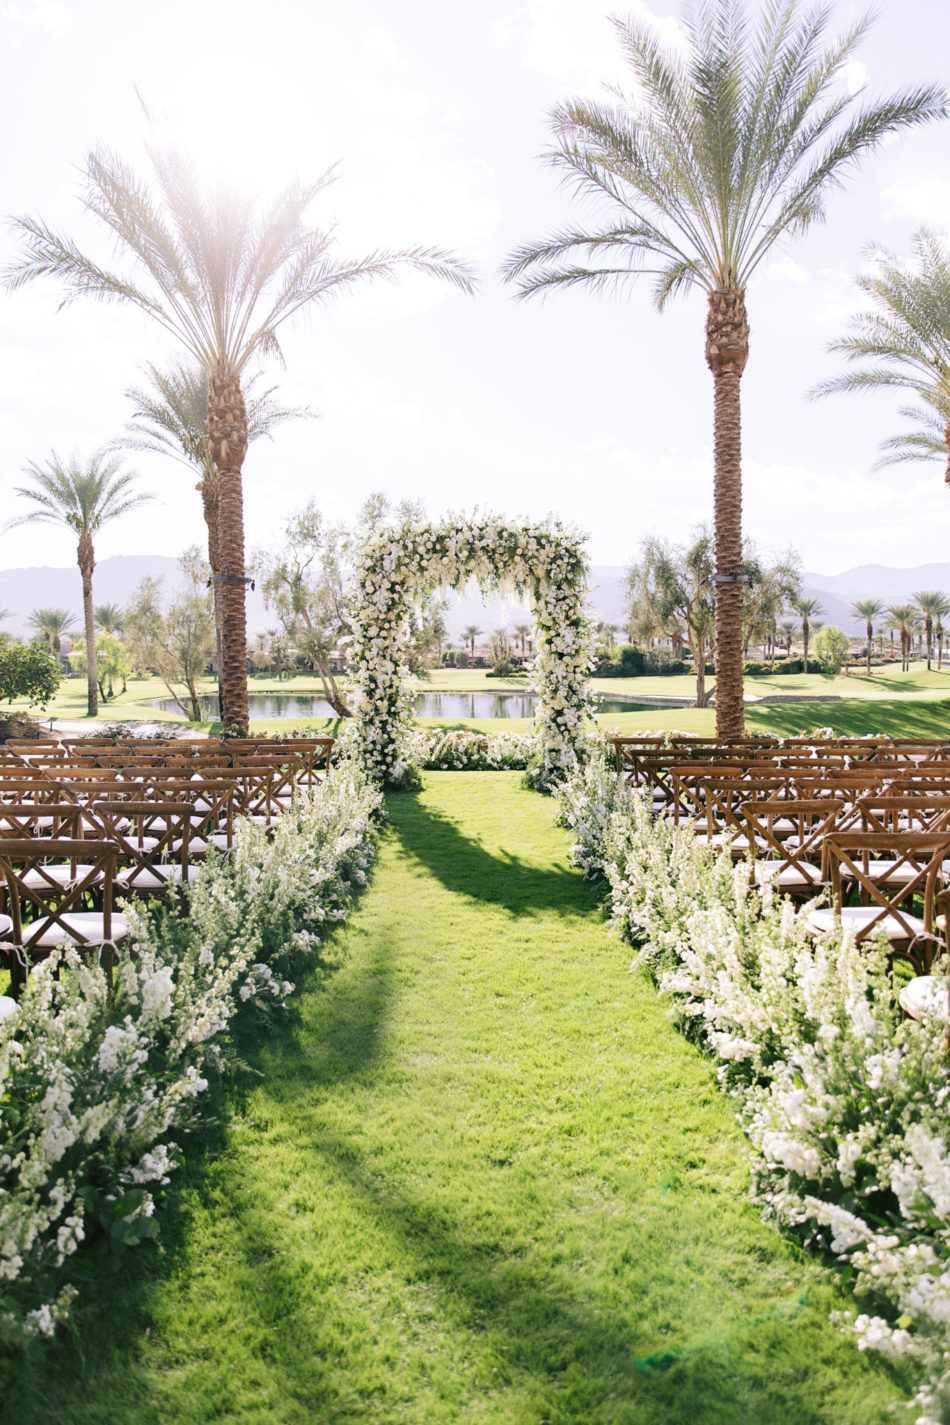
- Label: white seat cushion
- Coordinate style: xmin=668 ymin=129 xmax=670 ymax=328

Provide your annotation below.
xmin=838 ymin=859 xmax=927 ymax=885
xmin=23 ymin=912 xmax=130 ymax=948
xmin=755 ymin=862 xmax=823 ymax=887
xmin=0 ymin=914 xmax=11 ymax=938
xmin=21 ymin=863 xmax=102 ymax=890
xmin=804 ymin=905 xmax=926 ymax=940
xmin=0 ymin=996 xmax=18 ymax=1022
xmin=171 ymin=833 xmax=230 ymax=854
xmin=899 ymin=976 xmax=950 ymax=1020
xmin=117 ymin=864 xmax=203 ymax=890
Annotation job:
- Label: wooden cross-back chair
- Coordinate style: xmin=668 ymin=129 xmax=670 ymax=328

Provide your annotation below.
xmin=804 ymin=831 xmax=950 ymax=975
xmin=0 ymin=838 xmax=129 ymax=997
xmin=84 ymin=800 xmax=202 ymax=899
xmin=740 ymin=798 xmax=845 ymax=897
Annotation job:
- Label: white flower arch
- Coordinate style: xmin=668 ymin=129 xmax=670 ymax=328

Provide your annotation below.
xmin=347 ymin=514 xmax=596 ymax=788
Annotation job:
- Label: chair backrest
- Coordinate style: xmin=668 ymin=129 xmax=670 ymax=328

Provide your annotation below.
xmin=822 ymin=831 xmax=950 ymax=952
xmin=84 ymin=801 xmax=196 ymax=887
xmin=0 ymin=838 xmax=119 ymax=949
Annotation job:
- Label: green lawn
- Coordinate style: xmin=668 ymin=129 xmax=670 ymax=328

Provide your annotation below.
xmin=6 ymin=774 xmax=911 ymax=1424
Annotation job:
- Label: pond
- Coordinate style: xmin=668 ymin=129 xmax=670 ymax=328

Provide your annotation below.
xmin=147 ymin=691 xmax=687 ymax=720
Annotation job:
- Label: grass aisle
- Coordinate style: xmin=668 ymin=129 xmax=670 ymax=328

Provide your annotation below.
xmin=8 ymin=773 xmax=909 ymax=1424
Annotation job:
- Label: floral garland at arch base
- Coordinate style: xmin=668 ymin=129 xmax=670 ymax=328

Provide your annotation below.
xmin=347 ymin=514 xmax=596 ymax=789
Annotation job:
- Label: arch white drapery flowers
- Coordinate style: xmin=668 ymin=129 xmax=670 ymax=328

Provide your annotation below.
xmin=347 ymin=514 xmax=595 ymax=788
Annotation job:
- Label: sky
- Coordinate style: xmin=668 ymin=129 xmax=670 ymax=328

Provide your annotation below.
xmin=2 ymin=0 xmax=950 ymax=585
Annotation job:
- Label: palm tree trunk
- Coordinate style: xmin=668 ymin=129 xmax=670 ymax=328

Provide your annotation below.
xmin=926 ymin=616 xmax=933 ymax=670
xmin=706 ymin=289 xmax=749 ymax=742
xmin=199 ymin=467 xmax=224 ymax=708
xmin=803 ymin=618 xmax=810 ymax=671
xmin=866 ymin=619 xmax=873 ymax=677
xmin=207 ymin=366 xmax=250 ymax=734
xmin=78 ymin=535 xmax=98 ymax=717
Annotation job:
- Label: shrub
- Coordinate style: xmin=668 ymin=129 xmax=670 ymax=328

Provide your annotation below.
xmin=455 ymin=650 xmax=470 ymax=669
xmin=0 ymin=640 xmax=61 ymax=708
xmin=812 ymin=625 xmax=851 ymax=674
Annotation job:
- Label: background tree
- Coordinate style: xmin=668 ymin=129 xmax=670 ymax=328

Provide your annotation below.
xmin=912 ymin=590 xmax=950 ymax=670
xmin=790 ymin=596 xmax=822 ymax=672
xmin=513 ymin=623 xmax=531 ymax=659
xmin=851 ymin=598 xmax=884 ymax=677
xmin=123 ymin=550 xmax=216 ymax=721
xmin=6 ymin=451 xmax=151 ymax=716
xmin=94 ymin=602 xmax=125 ymax=636
xmin=5 ymin=146 xmax=474 ymax=733
xmin=811 ymin=624 xmax=850 ymax=674
xmin=627 ymin=532 xmax=714 ymax=707
xmin=488 ymin=627 xmax=513 ymax=674
xmin=68 ymin=632 xmax=134 ymax=701
xmin=886 ymin=603 xmax=920 ymax=673
xmin=812 ymin=230 xmax=950 ymax=483
xmin=463 ymin=625 xmax=483 ymax=659
xmin=255 ymin=502 xmax=351 ymax=715
xmin=778 ymin=619 xmax=797 ymax=658
xmin=742 ymin=552 xmax=801 ymax=665
xmin=503 ymin=0 xmax=944 ymax=740
xmin=27 ymin=607 xmax=76 ymax=656
xmin=0 ymin=640 xmax=61 ymax=708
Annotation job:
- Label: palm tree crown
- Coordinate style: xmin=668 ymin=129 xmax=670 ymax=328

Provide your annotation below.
xmin=912 ymin=589 xmax=950 ymax=670
xmin=6 ymin=450 xmax=151 ymax=716
xmin=503 ymin=0 xmax=945 ymax=739
xmin=28 ymin=607 xmax=77 ymax=654
xmin=812 ymin=230 xmax=950 ymax=483
xmin=4 ymin=146 xmax=475 ymax=733
xmin=851 ymin=597 xmax=884 ymax=677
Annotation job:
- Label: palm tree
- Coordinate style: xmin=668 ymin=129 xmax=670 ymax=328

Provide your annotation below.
xmin=851 ymin=598 xmax=884 ymax=677
xmin=5 ymin=147 xmax=474 ymax=733
xmin=6 ymin=451 xmax=152 ymax=715
xmin=119 ymin=361 xmax=312 ymax=677
xmin=463 ymin=625 xmax=482 ymax=658
xmin=912 ymin=590 xmax=950 ymax=670
xmin=778 ymin=619 xmax=796 ymax=657
xmin=28 ymin=607 xmax=77 ymax=655
xmin=791 ymin=596 xmax=822 ymax=672
xmin=513 ymin=623 xmax=531 ymax=659
xmin=502 ymin=0 xmax=944 ymax=741
xmin=812 ymin=231 xmax=950 ymax=483
xmin=887 ymin=603 xmax=921 ymax=673
xmin=95 ymin=603 xmax=125 ymax=636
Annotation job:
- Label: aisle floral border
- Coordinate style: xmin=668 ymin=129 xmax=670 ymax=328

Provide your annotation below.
xmin=558 ymin=754 xmax=950 ymax=1424
xmin=346 ymin=514 xmax=596 ymax=789
xmin=0 ymin=763 xmax=381 ymax=1353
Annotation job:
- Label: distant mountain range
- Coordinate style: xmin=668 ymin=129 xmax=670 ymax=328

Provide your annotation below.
xmin=1 ymin=554 xmax=947 ymax=643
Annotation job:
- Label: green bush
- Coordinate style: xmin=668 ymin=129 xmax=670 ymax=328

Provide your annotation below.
xmin=0 ymin=639 xmax=61 ymax=707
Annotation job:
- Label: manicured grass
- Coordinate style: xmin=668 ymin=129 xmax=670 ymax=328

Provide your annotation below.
xmin=7 ymin=774 xmax=910 ymax=1423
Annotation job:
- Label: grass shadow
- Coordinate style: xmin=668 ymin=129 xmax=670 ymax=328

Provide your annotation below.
xmin=387 ymin=791 xmax=599 ymax=919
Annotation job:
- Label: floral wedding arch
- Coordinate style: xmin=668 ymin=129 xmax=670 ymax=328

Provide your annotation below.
xmin=347 ymin=514 xmax=596 ymax=788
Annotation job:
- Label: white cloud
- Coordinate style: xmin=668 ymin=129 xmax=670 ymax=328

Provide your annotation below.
xmin=880 ymin=176 xmax=950 ymax=230
xmin=842 ymin=58 xmax=868 ymax=98
xmin=3 ymin=0 xmax=72 ymax=35
xmin=496 ymin=0 xmax=687 ymax=95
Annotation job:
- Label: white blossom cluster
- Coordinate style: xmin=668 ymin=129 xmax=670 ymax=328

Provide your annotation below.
xmin=346 ymin=514 xmax=596 ymax=789
xmin=405 ymin=728 xmax=540 ymax=771
xmin=0 ymin=762 xmax=381 ymax=1348
xmin=559 ymin=754 xmax=950 ymax=1423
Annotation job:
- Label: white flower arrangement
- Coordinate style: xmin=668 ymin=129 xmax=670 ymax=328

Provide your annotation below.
xmin=558 ymin=754 xmax=950 ymax=1422
xmin=0 ymin=762 xmax=381 ymax=1347
xmin=346 ymin=514 xmax=596 ymax=789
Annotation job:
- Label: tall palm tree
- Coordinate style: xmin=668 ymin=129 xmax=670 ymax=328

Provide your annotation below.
xmin=887 ymin=603 xmax=921 ymax=673
xmin=463 ymin=625 xmax=482 ymax=658
xmin=912 ymin=590 xmax=950 ymax=670
xmin=28 ymin=607 xmax=77 ymax=655
xmin=119 ymin=360 xmax=313 ymax=685
xmin=812 ymin=231 xmax=950 ymax=483
xmin=851 ymin=598 xmax=884 ymax=678
xmin=778 ymin=619 xmax=796 ymax=657
xmin=502 ymin=0 xmax=944 ymax=740
xmin=791 ymin=596 xmax=822 ymax=672
xmin=513 ymin=623 xmax=531 ymax=659
xmin=6 ymin=451 xmax=152 ymax=715
xmin=4 ymin=147 xmax=474 ymax=733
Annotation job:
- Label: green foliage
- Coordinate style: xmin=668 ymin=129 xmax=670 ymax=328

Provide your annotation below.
xmin=0 ymin=639 xmax=61 ymax=707
xmin=811 ymin=625 xmax=851 ymax=673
